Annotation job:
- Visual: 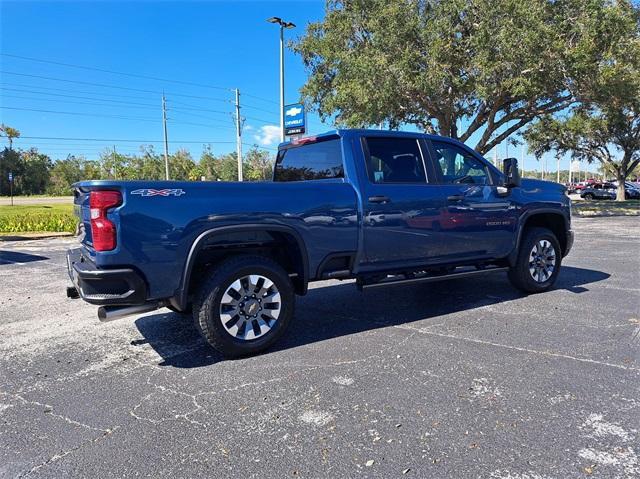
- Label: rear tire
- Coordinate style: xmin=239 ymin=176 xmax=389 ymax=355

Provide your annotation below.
xmin=193 ymin=255 xmax=295 ymax=358
xmin=508 ymin=227 xmax=562 ymax=294
xmin=583 ymin=193 xmax=594 ymax=200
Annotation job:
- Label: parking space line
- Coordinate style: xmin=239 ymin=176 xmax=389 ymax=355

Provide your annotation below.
xmin=396 ymin=325 xmax=640 ymax=372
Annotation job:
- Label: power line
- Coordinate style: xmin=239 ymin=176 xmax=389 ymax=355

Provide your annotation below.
xmin=170 ymin=109 xmax=233 ymax=125
xmin=0 ymin=86 xmax=160 ymax=107
xmin=0 ymin=71 xmax=232 ymax=102
xmin=242 ymin=104 xmax=279 ymax=115
xmin=1 ymin=80 xmax=269 ymax=115
xmin=0 ymin=93 xmax=160 ymax=111
xmin=243 ymin=115 xmax=277 ymax=125
xmin=1 ymin=52 xmax=232 ymax=92
xmin=2 ymin=53 xmax=279 ymax=107
xmin=19 ymin=141 xmax=164 ymax=146
xmin=17 ymin=135 xmax=239 ymax=144
xmin=169 ymin=101 xmax=231 ymax=115
xmin=1 ymin=105 xmax=237 ymax=130
xmin=243 ymin=92 xmax=280 ymax=106
xmin=0 ymin=81 xmax=228 ymax=104
xmin=167 ymin=119 xmax=235 ymax=130
xmin=1 ymin=106 xmax=162 ymax=122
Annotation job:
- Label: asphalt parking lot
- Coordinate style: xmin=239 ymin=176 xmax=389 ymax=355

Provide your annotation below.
xmin=0 ymin=216 xmax=638 ymax=478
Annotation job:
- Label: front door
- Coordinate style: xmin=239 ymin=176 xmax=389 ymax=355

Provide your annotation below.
xmin=360 ymin=136 xmax=442 ymax=266
xmin=428 ymin=140 xmax=518 ymax=260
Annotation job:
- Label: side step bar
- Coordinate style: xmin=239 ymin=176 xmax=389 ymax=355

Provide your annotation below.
xmin=359 ymin=267 xmax=509 ymax=290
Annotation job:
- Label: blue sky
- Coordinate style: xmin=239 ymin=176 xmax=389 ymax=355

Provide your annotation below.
xmin=0 ymin=0 xmax=594 ymax=175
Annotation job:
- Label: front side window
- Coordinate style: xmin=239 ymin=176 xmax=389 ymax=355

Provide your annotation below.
xmin=273 ymin=139 xmax=343 ymax=182
xmin=432 ymin=142 xmax=490 ymax=185
xmin=364 ymin=137 xmax=427 ymax=184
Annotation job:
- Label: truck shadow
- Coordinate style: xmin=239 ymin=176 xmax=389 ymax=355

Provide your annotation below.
xmin=134 ymin=265 xmax=610 ymax=368
xmin=0 ymin=250 xmax=49 ymax=265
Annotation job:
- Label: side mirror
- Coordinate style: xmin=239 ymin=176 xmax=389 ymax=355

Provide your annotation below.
xmin=502 ymin=157 xmax=521 ymax=188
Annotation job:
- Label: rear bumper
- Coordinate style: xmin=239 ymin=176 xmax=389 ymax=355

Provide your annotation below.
xmin=66 ymin=248 xmax=147 ymax=306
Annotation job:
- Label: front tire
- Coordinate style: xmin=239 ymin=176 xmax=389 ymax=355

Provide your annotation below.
xmin=193 ymin=255 xmax=295 ymax=358
xmin=508 ymin=227 xmax=562 ymax=293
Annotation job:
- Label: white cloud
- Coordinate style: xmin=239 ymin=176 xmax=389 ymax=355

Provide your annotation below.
xmin=253 ymin=125 xmax=280 ymax=146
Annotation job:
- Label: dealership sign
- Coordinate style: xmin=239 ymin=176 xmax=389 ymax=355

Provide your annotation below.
xmin=283 ymin=103 xmax=306 ymax=136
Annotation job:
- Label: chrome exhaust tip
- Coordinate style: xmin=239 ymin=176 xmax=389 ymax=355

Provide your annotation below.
xmin=97 ymin=302 xmax=164 ymax=322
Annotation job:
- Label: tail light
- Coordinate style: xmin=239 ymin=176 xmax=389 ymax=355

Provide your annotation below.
xmin=89 ymin=190 xmax=122 ymax=251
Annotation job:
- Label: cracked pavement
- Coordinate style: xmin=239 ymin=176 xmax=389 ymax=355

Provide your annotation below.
xmin=0 ymin=216 xmax=639 ymax=478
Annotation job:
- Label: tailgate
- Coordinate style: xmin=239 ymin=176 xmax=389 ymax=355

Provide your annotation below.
xmin=73 ymin=186 xmax=92 ymax=248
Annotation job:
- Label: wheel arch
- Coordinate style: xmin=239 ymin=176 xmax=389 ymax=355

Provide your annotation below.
xmin=173 ymin=224 xmax=309 ymax=310
xmin=509 ymin=209 xmax=569 ymax=266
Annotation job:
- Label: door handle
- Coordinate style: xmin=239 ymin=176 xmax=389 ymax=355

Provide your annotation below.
xmin=369 ymin=195 xmax=391 ymax=204
xmin=447 ymin=195 xmax=465 ymax=202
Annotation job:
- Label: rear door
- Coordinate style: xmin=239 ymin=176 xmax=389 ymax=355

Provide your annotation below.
xmin=426 ymin=140 xmax=518 ymax=260
xmin=359 ymin=136 xmax=442 ymax=266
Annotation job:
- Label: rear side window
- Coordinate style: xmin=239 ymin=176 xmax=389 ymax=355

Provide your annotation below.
xmin=364 ymin=137 xmax=427 ymax=184
xmin=273 ymin=139 xmax=344 ymax=182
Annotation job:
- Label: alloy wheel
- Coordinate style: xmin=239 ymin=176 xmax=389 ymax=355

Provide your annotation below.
xmin=219 ymin=274 xmax=281 ymax=340
xmin=528 ymin=240 xmax=556 ymax=283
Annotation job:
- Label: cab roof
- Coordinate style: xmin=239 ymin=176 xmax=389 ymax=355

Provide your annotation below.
xmin=278 ymin=129 xmax=454 ymax=149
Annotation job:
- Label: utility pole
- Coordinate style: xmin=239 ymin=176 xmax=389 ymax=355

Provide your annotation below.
xmin=557 ymin=157 xmax=561 ymax=183
xmin=235 ymin=88 xmax=244 ymax=182
xmin=112 ymin=145 xmax=117 ymax=179
xmin=162 ymin=93 xmax=170 ymax=180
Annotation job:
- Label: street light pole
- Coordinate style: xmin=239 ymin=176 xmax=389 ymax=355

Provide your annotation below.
xmin=279 ymin=25 xmax=285 ymax=142
xmin=267 ymin=17 xmax=296 ymax=142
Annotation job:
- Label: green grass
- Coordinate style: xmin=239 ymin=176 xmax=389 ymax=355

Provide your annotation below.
xmin=0 ymin=204 xmax=77 ymax=233
xmin=573 ymin=199 xmax=640 ymax=216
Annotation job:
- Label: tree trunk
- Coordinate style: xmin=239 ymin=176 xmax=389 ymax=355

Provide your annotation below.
xmin=615 ymin=171 xmax=626 ymax=201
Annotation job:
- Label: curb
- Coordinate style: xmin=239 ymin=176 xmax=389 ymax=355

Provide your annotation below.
xmin=574 ymin=213 xmax=639 ymax=217
xmin=0 ymin=232 xmax=75 ymax=241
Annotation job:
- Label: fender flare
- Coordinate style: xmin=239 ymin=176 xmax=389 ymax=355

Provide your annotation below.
xmin=508 ymin=208 xmax=569 ymax=265
xmin=174 ymin=224 xmax=310 ymax=310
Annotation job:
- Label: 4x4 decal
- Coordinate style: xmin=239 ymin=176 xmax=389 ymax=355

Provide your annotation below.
xmin=131 ymin=188 xmax=186 ymax=197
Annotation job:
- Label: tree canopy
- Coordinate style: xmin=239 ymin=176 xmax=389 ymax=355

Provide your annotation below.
xmin=0 ymin=144 xmax=275 ymax=196
xmin=524 ymin=2 xmax=639 ymax=200
xmin=0 ymin=124 xmax=20 ymax=150
xmin=294 ymin=0 xmax=636 ymax=154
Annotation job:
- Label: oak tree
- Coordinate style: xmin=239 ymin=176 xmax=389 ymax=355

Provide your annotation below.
xmin=525 ymin=5 xmax=639 ymax=200
xmin=294 ymin=0 xmax=635 ymax=154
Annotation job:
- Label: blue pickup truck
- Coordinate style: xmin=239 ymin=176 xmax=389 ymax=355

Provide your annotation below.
xmin=67 ymin=129 xmax=573 ymax=357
